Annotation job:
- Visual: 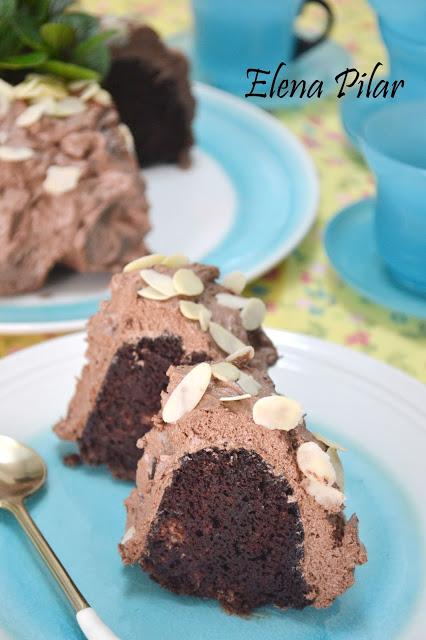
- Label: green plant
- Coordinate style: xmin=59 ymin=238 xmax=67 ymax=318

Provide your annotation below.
xmin=0 ymin=0 xmax=115 ymax=81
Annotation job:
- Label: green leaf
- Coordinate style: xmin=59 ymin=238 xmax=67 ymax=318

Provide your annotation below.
xmin=0 ymin=51 xmax=47 ymax=69
xmin=33 ymin=0 xmax=50 ymax=24
xmin=0 ymin=0 xmax=16 ymax=20
xmin=40 ymin=59 xmax=100 ymax=80
xmin=48 ymin=0 xmax=74 ymax=16
xmin=40 ymin=22 xmax=75 ymax=51
xmin=71 ymin=30 xmax=114 ymax=77
xmin=11 ymin=11 xmax=46 ymax=50
xmin=54 ymin=12 xmax=99 ymax=42
xmin=0 ymin=22 xmax=21 ymax=57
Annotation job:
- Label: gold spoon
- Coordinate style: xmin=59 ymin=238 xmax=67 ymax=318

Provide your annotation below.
xmin=0 ymin=435 xmax=120 ymax=639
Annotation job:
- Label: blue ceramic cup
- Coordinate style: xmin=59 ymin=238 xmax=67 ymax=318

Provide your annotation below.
xmin=368 ymin=0 xmax=426 ymax=43
xmin=191 ymin=0 xmax=334 ymax=95
xmin=360 ymin=102 xmax=426 ymax=295
xmin=379 ymin=20 xmax=426 ymax=100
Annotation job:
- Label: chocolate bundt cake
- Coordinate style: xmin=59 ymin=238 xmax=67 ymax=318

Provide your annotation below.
xmin=55 ymin=256 xmax=277 ymax=479
xmin=104 ymin=23 xmax=195 ymax=168
xmin=120 ymin=362 xmax=367 ymax=614
xmin=0 ymin=75 xmax=149 ymax=295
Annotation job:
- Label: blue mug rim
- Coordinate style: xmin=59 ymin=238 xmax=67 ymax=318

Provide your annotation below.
xmin=358 ymin=100 xmax=426 ymax=174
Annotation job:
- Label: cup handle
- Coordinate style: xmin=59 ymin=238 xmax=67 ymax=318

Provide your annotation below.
xmin=294 ymin=0 xmax=334 ymax=57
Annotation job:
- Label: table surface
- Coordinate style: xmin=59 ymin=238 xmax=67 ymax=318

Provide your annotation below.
xmin=1 ymin=0 xmax=425 ymax=383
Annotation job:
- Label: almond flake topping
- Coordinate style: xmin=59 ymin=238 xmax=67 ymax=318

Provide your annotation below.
xmin=179 ymin=300 xmax=204 ymax=320
xmin=173 ymin=268 xmax=204 ymax=296
xmin=219 ymin=394 xmax=251 ymax=402
xmin=328 ymin=447 xmax=345 ymax=491
xmin=241 ymin=298 xmax=266 ymax=331
xmin=296 ymin=442 xmax=336 ymax=485
xmin=215 ymin=293 xmax=246 ymax=309
xmin=222 ymin=271 xmax=246 ymax=294
xmin=118 ymin=123 xmax=135 ymax=153
xmin=140 ymin=269 xmax=176 ymax=297
xmin=209 ymin=321 xmax=246 ymax=355
xmin=123 ymin=254 xmax=164 ymax=273
xmin=211 ymin=361 xmax=240 ymax=382
xmin=16 ymin=102 xmax=46 ymax=127
xmin=120 ymin=525 xmax=136 ymax=545
xmin=301 ymin=477 xmax=345 ymax=511
xmin=137 ymin=286 xmax=175 ymax=301
xmin=0 ymin=93 xmax=10 ymax=117
xmin=0 ymin=145 xmax=35 ymax=161
xmin=94 ymin=88 xmax=112 ymax=106
xmin=226 ymin=345 xmax=255 ymax=365
xmin=161 ymin=254 xmax=189 ymax=267
xmin=163 ymin=362 xmax=212 ymax=423
xmin=252 ymin=395 xmax=303 ymax=431
xmin=237 ymin=371 xmax=261 ymax=396
xmin=0 ymin=79 xmax=14 ymax=99
xmin=198 ymin=306 xmax=212 ymax=332
xmin=49 ymin=96 xmax=86 ymax=117
xmin=43 ymin=165 xmax=82 ymax=195
xmin=313 ymin=432 xmax=347 ymax=452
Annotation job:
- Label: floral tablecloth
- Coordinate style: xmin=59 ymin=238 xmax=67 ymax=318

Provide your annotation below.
xmin=1 ymin=0 xmax=425 ymax=382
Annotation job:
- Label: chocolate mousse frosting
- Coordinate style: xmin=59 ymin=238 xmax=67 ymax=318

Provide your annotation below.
xmin=55 ymin=261 xmax=278 ymax=479
xmin=121 ymin=364 xmax=367 ymax=614
xmin=0 ymin=78 xmax=149 ymax=295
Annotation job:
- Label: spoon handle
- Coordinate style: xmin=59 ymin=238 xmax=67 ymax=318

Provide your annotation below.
xmin=6 ymin=500 xmax=120 ymax=639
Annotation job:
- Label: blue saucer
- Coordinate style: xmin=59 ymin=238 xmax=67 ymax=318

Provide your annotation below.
xmin=168 ymin=32 xmax=352 ymax=110
xmin=324 ymin=198 xmax=426 ymax=318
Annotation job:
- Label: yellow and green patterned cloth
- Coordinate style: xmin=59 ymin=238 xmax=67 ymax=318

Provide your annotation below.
xmin=1 ymin=0 xmax=425 ymax=382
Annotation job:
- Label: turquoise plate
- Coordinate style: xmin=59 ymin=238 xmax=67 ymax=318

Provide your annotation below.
xmin=0 ymin=330 xmax=425 ymax=639
xmin=324 ymin=198 xmax=426 ymax=318
xmin=0 ymin=83 xmax=317 ymax=335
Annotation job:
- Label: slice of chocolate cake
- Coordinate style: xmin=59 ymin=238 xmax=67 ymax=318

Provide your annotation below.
xmin=120 ymin=363 xmax=366 ymax=614
xmin=55 ymin=256 xmax=277 ymax=479
xmin=104 ymin=23 xmax=195 ymax=168
xmin=0 ymin=75 xmax=149 ymax=295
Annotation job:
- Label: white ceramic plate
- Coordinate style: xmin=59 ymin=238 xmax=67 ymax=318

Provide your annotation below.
xmin=0 ymin=83 xmax=318 ymax=335
xmin=0 ymin=330 xmax=425 ymax=639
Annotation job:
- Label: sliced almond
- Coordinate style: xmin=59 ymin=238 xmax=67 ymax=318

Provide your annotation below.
xmin=302 ymin=477 xmax=345 ymax=511
xmin=120 ymin=525 xmax=136 ymax=545
xmin=79 ymin=82 xmax=100 ymax=102
xmin=252 ymin=395 xmax=303 ymax=431
xmin=198 ymin=306 xmax=212 ymax=332
xmin=225 ymin=345 xmax=255 ymax=366
xmin=209 ymin=321 xmax=246 ymax=355
xmin=173 ymin=268 xmax=204 ymax=296
xmin=215 ymin=292 xmax=246 ymax=309
xmin=296 ymin=442 xmax=336 ymax=485
xmin=313 ymin=432 xmax=347 ymax=452
xmin=211 ymin=361 xmax=240 ymax=382
xmin=137 ymin=286 xmax=174 ymax=301
xmin=49 ymin=97 xmax=86 ymax=118
xmin=163 ymin=362 xmax=212 ymax=423
xmin=161 ymin=254 xmax=189 ymax=267
xmin=123 ymin=254 xmax=164 ymax=273
xmin=219 ymin=394 xmax=251 ymax=402
xmin=118 ymin=123 xmax=135 ymax=153
xmin=179 ymin=300 xmax=203 ymax=320
xmin=0 ymin=146 xmax=34 ymax=161
xmin=222 ymin=271 xmax=246 ymax=294
xmin=16 ymin=102 xmax=46 ymax=127
xmin=43 ymin=165 xmax=82 ymax=195
xmin=68 ymin=79 xmax=93 ymax=92
xmin=140 ymin=269 xmax=176 ymax=297
xmin=237 ymin=371 xmax=261 ymax=396
xmin=328 ymin=447 xmax=345 ymax=491
xmin=241 ymin=298 xmax=266 ymax=331
xmin=94 ymin=88 xmax=112 ymax=105
xmin=0 ymin=79 xmax=14 ymax=99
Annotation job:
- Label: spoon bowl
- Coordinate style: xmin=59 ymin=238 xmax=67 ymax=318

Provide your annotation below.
xmin=0 ymin=434 xmax=46 ymax=504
